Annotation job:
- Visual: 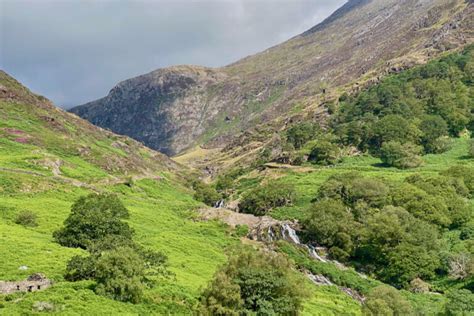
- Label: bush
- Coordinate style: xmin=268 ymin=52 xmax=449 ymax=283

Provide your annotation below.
xmin=14 ymin=210 xmax=38 ymax=227
xmin=304 ymin=199 xmax=356 ymax=261
xmin=94 ymin=247 xmax=146 ymax=303
xmin=286 ymin=122 xmax=319 ymax=149
xmin=445 ymin=289 xmax=474 ymax=316
xmin=362 ymin=285 xmax=414 ymax=316
xmin=239 ymin=183 xmax=295 ymax=216
xmin=441 ymin=165 xmax=474 ymax=196
xmin=64 ymin=236 xmax=168 ymax=303
xmin=308 ymin=140 xmax=340 ymax=165
xmin=469 ymin=139 xmax=474 ymax=158
xmin=380 ymin=141 xmax=423 ymax=169
xmin=200 ymin=246 xmax=308 ymax=315
xmin=372 ymin=115 xmax=419 ymax=150
xmin=419 ymin=115 xmax=449 ymax=153
xmin=53 ymin=194 xmax=133 ymax=249
xmin=193 ymin=181 xmax=221 ymax=207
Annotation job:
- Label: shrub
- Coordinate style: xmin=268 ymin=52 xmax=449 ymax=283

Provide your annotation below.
xmin=193 ymin=181 xmax=221 ymax=207
xmin=441 ymin=165 xmax=474 ymax=196
xmin=53 ymin=194 xmax=133 ymax=249
xmin=419 ymin=115 xmax=449 ymax=153
xmin=286 ymin=122 xmax=319 ymax=149
xmin=362 ymin=285 xmax=414 ymax=316
xmin=14 ymin=210 xmax=38 ymax=227
xmin=372 ymin=115 xmax=419 ymax=150
xmin=445 ymin=289 xmax=474 ymax=316
xmin=64 ymin=237 xmax=168 ymax=303
xmin=305 ymin=199 xmax=356 ymax=261
xmin=308 ymin=140 xmax=340 ymax=165
xmin=94 ymin=247 xmax=146 ymax=303
xmin=200 ymin=246 xmax=308 ymax=315
xmin=469 ymin=139 xmax=474 ymax=158
xmin=239 ymin=183 xmax=295 ymax=216
xmin=234 ymin=225 xmax=249 ymax=238
xmin=380 ymin=141 xmax=423 ymax=169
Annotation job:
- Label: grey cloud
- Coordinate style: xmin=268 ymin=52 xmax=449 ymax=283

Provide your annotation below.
xmin=0 ymin=0 xmax=346 ymax=108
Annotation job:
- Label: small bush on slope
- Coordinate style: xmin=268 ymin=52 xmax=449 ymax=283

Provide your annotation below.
xmin=380 ymin=141 xmax=423 ymax=169
xmin=362 ymin=285 xmax=414 ymax=316
xmin=239 ymin=182 xmax=295 ymax=216
xmin=14 ymin=210 xmax=38 ymax=227
xmin=192 ymin=181 xmax=222 ymax=207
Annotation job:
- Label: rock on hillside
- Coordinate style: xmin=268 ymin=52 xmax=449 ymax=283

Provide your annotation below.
xmin=70 ymin=0 xmax=474 ymax=156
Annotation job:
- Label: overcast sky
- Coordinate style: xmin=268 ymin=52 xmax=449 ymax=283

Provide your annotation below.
xmin=0 ymin=0 xmax=345 ymax=108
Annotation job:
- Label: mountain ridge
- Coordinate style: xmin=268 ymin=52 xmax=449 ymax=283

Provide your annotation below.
xmin=70 ymin=0 xmax=473 ymax=156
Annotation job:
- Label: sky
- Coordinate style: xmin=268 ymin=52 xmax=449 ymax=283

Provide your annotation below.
xmin=0 ymin=0 xmax=346 ymax=108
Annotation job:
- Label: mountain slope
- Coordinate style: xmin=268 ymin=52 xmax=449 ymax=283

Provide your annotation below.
xmin=0 ymin=73 xmax=366 ymax=314
xmin=70 ymin=0 xmax=473 ymax=156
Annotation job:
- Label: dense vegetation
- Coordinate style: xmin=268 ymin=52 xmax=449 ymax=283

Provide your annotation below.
xmin=239 ymin=182 xmax=295 ymax=216
xmin=258 ymin=45 xmax=474 ymax=169
xmin=305 ymin=170 xmax=473 ymax=287
xmin=221 ymin=47 xmax=474 ymax=314
xmin=200 ymin=246 xmax=308 ymax=315
xmin=334 ymin=45 xmax=473 ymax=166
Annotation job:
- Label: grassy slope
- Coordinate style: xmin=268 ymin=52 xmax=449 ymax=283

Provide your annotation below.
xmin=0 ymin=73 xmax=362 ymax=314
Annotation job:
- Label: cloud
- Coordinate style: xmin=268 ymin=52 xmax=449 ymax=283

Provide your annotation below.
xmin=0 ymin=0 xmax=346 ymax=108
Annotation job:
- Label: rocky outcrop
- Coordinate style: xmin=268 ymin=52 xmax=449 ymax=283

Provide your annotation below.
xmin=70 ymin=0 xmax=473 ymax=156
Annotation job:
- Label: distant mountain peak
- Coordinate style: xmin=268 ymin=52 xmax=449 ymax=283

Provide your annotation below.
xmin=303 ymin=0 xmax=372 ymax=35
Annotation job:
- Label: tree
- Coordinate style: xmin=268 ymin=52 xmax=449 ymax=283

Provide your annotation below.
xmin=193 ymin=181 xmax=221 ymax=207
xmin=419 ymin=115 xmax=449 ymax=153
xmin=445 ymin=289 xmax=474 ymax=316
xmin=308 ymin=140 xmax=340 ymax=165
xmin=371 ymin=115 xmax=419 ymax=150
xmin=54 ymin=193 xmax=133 ymax=249
xmin=200 ymin=247 xmax=308 ymax=315
xmin=362 ymin=285 xmax=414 ymax=316
xmin=380 ymin=141 xmax=423 ymax=169
xmin=94 ymin=247 xmax=146 ymax=303
xmin=305 ymin=199 xmax=356 ymax=261
xmin=239 ymin=183 xmax=295 ymax=216
xmin=286 ymin=122 xmax=319 ymax=149
xmin=57 ymin=195 xmax=168 ymax=303
xmin=64 ymin=236 xmax=168 ymax=303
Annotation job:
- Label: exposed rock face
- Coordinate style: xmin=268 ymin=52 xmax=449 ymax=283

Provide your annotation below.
xmin=71 ymin=66 xmax=228 ymax=156
xmin=70 ymin=0 xmax=473 ymax=155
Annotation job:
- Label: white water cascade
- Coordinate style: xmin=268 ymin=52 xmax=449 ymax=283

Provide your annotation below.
xmin=280 ymin=224 xmax=329 ymax=264
xmin=214 ymin=199 xmax=225 ymax=208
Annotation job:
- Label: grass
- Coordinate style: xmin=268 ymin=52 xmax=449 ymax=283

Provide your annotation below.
xmin=0 ymin=83 xmax=364 ymax=314
xmin=248 ymin=137 xmax=474 ymax=222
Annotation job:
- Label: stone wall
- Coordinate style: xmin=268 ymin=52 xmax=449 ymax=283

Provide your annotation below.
xmin=0 ymin=274 xmax=52 ymax=294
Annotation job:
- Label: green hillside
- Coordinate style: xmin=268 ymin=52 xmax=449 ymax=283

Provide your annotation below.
xmin=0 ymin=72 xmax=363 ymax=314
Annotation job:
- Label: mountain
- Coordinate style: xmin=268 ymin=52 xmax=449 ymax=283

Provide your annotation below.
xmin=0 ymin=72 xmax=369 ymax=314
xmin=70 ymin=0 xmax=473 ymax=156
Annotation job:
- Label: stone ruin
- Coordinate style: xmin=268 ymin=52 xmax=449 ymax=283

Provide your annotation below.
xmin=0 ymin=273 xmax=52 ymax=294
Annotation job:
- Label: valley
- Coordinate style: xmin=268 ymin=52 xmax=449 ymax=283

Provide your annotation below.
xmin=1 ymin=0 xmax=473 ymax=314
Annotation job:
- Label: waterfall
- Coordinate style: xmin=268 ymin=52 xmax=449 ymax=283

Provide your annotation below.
xmin=280 ymin=223 xmax=330 ymax=263
xmin=306 ymin=272 xmax=333 ymax=286
xmin=306 ymin=245 xmax=328 ymax=263
xmin=214 ymin=199 xmax=225 ymax=208
xmin=281 ymin=223 xmax=301 ymax=244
